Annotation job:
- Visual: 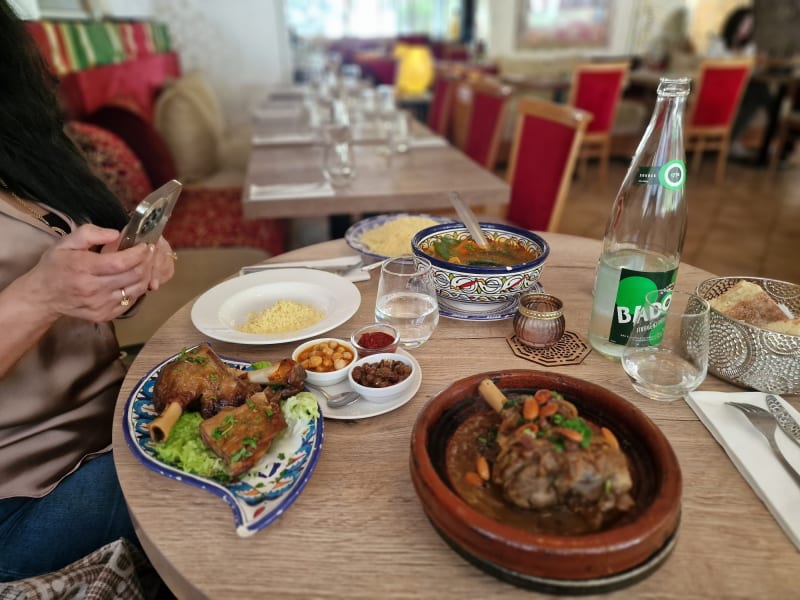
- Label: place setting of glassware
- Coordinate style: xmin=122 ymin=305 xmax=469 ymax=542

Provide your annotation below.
xmin=621 ymin=289 xmax=710 ymax=401
xmin=321 ymin=99 xmax=357 ymax=187
xmin=374 ymin=254 xmax=440 ymax=349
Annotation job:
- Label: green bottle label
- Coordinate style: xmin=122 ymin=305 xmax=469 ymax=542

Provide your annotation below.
xmin=608 ymin=268 xmax=678 ymax=345
xmin=636 ymin=160 xmax=686 ymax=189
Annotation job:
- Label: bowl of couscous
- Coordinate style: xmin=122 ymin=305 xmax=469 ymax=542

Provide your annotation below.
xmin=345 ymin=213 xmax=456 ymax=261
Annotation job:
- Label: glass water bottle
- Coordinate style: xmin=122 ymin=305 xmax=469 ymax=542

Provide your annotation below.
xmin=588 ymin=77 xmax=691 ymax=360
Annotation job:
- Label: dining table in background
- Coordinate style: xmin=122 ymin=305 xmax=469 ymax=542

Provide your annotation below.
xmin=242 ymin=129 xmax=509 ymax=220
xmin=112 ymin=232 xmax=797 ymax=599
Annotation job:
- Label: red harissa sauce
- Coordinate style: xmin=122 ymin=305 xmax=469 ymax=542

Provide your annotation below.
xmin=358 ymin=331 xmax=395 ymax=349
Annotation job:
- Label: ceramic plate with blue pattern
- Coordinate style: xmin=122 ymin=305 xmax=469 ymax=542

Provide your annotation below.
xmin=345 ymin=213 xmax=456 ymax=261
xmin=123 ymin=350 xmax=323 ymax=537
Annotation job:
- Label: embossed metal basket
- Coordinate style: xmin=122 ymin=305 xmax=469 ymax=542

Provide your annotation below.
xmin=696 ymin=277 xmax=800 ymax=394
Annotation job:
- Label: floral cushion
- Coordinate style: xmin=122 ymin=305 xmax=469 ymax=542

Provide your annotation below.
xmin=65 ymin=120 xmax=152 ymax=212
xmin=164 ymin=187 xmax=286 ymax=256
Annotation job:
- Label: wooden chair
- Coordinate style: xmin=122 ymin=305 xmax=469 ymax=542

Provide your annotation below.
xmin=504 ymin=98 xmax=592 ymax=232
xmin=450 ymin=76 xmax=513 ymax=171
xmin=768 ymin=79 xmax=800 ymax=174
xmin=685 ymin=58 xmax=753 ymax=184
xmin=567 ymin=62 xmax=629 ymax=186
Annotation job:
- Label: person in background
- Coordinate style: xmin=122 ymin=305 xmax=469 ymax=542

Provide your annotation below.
xmin=0 ymin=0 xmax=175 ymax=585
xmin=706 ymin=6 xmax=774 ymax=158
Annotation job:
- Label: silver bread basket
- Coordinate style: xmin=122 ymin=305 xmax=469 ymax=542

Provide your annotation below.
xmin=696 ymin=277 xmax=800 ymax=395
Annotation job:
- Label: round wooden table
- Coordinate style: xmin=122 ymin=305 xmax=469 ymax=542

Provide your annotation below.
xmin=113 ymin=233 xmax=798 ymax=599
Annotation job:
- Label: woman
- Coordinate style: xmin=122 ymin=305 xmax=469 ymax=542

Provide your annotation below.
xmin=0 ymin=1 xmax=176 ymax=581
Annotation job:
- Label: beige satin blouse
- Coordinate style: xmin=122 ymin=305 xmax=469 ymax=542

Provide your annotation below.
xmin=0 ymin=197 xmax=126 ymax=499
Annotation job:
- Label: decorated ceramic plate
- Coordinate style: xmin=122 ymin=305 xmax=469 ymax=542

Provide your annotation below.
xmin=191 ymin=268 xmax=361 ymax=345
xmin=123 ymin=350 xmax=323 ymax=537
xmin=438 ymin=283 xmax=546 ymax=321
xmin=345 ymin=213 xmax=456 ymax=261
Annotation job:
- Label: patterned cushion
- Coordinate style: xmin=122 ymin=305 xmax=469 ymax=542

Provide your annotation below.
xmin=86 ymin=99 xmax=178 ymax=187
xmin=154 ymin=71 xmax=225 ymax=183
xmin=65 ymin=121 xmax=153 ymax=213
xmin=164 ymin=187 xmax=286 ymax=256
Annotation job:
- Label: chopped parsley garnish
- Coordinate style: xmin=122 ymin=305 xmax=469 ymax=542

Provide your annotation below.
xmin=212 ymin=414 xmax=236 ymax=439
xmin=265 ymin=408 xmax=274 ymax=419
xmin=209 ymin=373 xmax=218 ymax=381
xmin=604 ymin=478 xmax=613 ymax=495
xmin=251 ymin=361 xmax=271 ymax=370
xmin=230 ymin=447 xmax=253 ymax=462
xmin=560 ymin=417 xmax=592 ymax=448
xmin=277 ymin=453 xmax=286 ymax=460
xmin=246 ymin=399 xmax=256 ymax=410
xmin=242 ymin=437 xmax=258 ymax=448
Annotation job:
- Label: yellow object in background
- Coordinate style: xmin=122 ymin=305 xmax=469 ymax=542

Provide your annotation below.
xmin=394 ymin=43 xmax=434 ymax=96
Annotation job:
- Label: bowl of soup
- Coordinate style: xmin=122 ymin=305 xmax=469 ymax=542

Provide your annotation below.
xmin=411 ymin=223 xmax=549 ymax=316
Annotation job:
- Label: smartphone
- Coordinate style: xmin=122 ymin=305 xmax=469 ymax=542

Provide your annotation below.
xmin=118 ymin=179 xmax=182 ymax=251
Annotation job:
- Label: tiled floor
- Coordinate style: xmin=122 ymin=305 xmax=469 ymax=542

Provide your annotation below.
xmin=557 ymin=156 xmax=800 ymax=285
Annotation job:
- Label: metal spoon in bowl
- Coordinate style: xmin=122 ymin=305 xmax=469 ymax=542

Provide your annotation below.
xmin=448 ymin=191 xmax=489 ymax=249
xmin=306 ymin=383 xmax=361 ymax=409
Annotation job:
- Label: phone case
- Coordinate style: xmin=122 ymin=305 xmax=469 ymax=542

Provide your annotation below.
xmin=118 ymin=179 xmax=182 ymax=250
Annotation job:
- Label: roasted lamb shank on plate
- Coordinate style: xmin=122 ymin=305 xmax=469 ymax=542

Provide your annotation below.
xmin=150 ymin=343 xmax=305 ymax=442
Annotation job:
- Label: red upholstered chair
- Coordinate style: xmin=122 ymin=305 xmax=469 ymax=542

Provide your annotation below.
xmin=451 ymin=77 xmax=513 ymax=171
xmin=427 ymin=67 xmax=461 ymax=137
xmin=567 ymin=62 xmax=629 ymax=185
xmin=504 ymin=98 xmax=592 ymax=232
xmin=685 ymin=58 xmax=753 ymax=184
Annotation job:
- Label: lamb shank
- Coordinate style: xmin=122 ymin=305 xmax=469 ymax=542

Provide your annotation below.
xmin=477 ymin=379 xmax=634 ymax=527
xmin=150 ymin=344 xmax=305 ymax=442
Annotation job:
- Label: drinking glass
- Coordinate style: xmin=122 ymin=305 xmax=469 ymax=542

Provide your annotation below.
xmin=622 ymin=289 xmax=710 ymax=401
xmin=321 ymin=123 xmax=356 ymax=187
xmin=375 ymin=255 xmax=439 ymax=349
xmin=384 ymin=109 xmax=410 ymax=154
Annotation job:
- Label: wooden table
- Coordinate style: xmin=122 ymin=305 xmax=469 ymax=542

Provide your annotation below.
xmin=113 ymin=233 xmax=798 ymax=599
xmin=242 ymin=139 xmax=509 ymax=220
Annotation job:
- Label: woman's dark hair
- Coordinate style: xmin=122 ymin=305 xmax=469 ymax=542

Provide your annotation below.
xmin=721 ymin=7 xmax=755 ymax=51
xmin=0 ymin=1 xmax=127 ymax=229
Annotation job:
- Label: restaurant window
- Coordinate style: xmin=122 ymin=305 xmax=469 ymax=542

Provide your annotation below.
xmin=284 ymin=0 xmax=462 ymax=39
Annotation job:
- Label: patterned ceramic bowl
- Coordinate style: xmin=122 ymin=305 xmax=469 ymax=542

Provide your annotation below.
xmin=411 ymin=222 xmax=549 ymax=316
xmin=696 ymin=276 xmax=800 ymax=394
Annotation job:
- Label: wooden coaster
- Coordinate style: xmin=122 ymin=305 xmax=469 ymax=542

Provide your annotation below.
xmin=507 ymin=331 xmax=592 ymax=367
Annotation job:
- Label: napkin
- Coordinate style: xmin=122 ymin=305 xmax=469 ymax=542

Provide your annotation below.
xmin=409 ymin=136 xmax=448 ymax=148
xmin=251 ymin=133 xmax=317 ymax=146
xmin=249 ymin=182 xmax=335 ymax=202
xmin=238 ymin=256 xmax=370 ymax=282
xmin=686 ymin=391 xmax=800 ymax=550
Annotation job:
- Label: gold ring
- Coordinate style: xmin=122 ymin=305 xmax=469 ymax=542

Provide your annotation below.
xmin=120 ymin=288 xmax=130 ymax=307
xmin=171 ymin=251 xmax=178 ymax=261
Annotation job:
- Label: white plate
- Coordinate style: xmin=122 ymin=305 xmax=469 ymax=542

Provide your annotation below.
xmin=309 ymin=349 xmax=422 ymax=420
xmin=345 ymin=213 xmax=456 ymax=261
xmin=191 ymin=269 xmax=361 ymax=345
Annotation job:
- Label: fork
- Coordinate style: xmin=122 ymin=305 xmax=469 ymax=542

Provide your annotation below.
xmin=727 ymin=401 xmax=800 ymax=485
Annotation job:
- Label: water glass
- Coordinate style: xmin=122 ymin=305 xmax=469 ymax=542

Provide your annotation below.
xmin=621 ymin=289 xmax=710 ymax=401
xmin=321 ymin=124 xmax=356 ymax=187
xmin=375 ymin=255 xmax=439 ymax=349
xmin=384 ymin=110 xmax=410 ymax=154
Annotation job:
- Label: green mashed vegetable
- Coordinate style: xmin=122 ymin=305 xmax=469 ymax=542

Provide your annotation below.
xmin=153 ymin=391 xmax=319 ymax=482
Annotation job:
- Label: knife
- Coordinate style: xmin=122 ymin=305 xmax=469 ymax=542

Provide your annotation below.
xmin=766 ymin=394 xmax=800 ymax=449
xmin=239 ymin=256 xmax=363 ymax=276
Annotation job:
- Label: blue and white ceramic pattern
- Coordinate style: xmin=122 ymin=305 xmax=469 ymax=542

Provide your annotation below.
xmin=438 ymin=282 xmax=545 ymax=321
xmin=123 ymin=350 xmax=324 ymax=537
xmin=345 ymin=213 xmax=456 ymax=261
xmin=411 ymin=222 xmax=549 ymax=313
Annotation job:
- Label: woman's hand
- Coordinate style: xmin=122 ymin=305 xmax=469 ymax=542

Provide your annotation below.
xmin=18 ymin=224 xmax=166 ymax=323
